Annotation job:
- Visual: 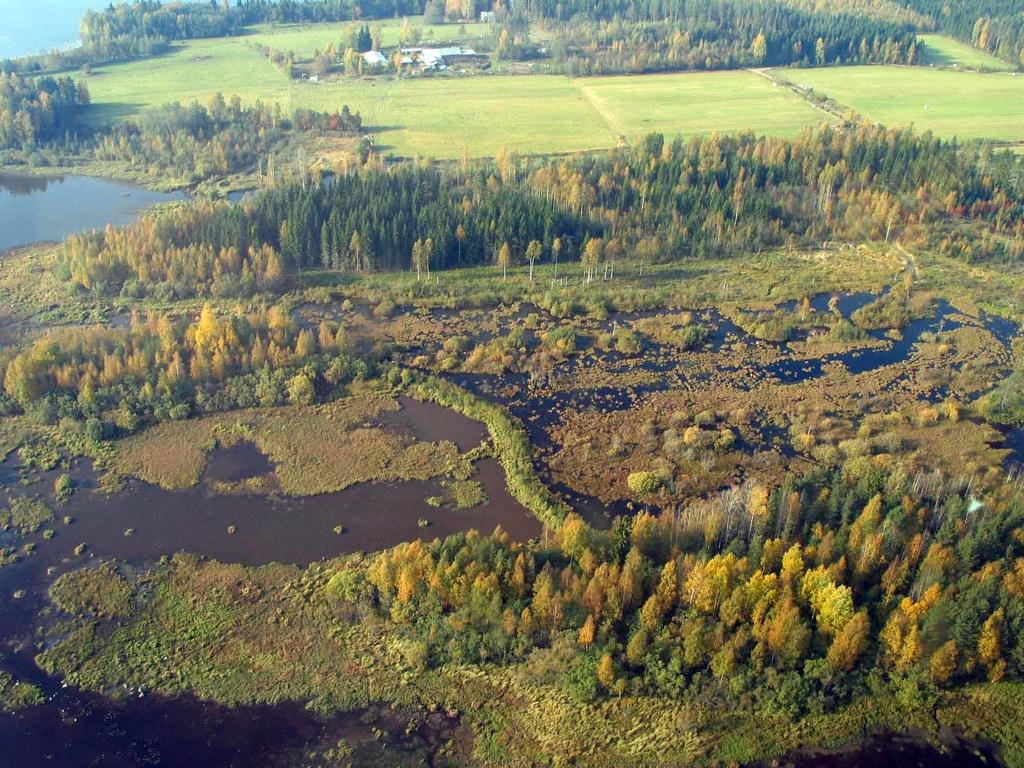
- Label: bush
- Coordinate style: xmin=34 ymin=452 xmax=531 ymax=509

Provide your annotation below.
xmin=627 ymin=470 xmax=664 ymax=496
xmin=54 ymin=473 xmax=76 ymax=502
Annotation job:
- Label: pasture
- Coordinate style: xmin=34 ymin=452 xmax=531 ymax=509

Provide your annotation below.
xmin=573 ymin=72 xmax=830 ymax=141
xmin=80 ymin=38 xmax=291 ymax=126
xmin=917 ymin=34 xmax=1015 ymax=71
xmin=778 ymin=65 xmax=1024 ymax=143
xmin=240 ymin=17 xmax=494 ymax=57
xmin=81 ymin=40 xmax=825 ymax=158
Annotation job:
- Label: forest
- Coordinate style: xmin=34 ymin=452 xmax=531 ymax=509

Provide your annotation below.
xmin=1 ymin=305 xmax=373 ymax=439
xmin=357 ymin=464 xmax=1024 ymax=710
xmin=512 ymin=0 xmax=920 ymax=74
xmin=0 ymin=73 xmax=89 ymax=150
xmin=55 ymin=124 xmax=1024 ymax=304
xmin=1 ymin=89 xmax=362 ymax=183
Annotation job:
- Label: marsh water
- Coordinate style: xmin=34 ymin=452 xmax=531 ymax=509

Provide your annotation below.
xmin=767 ymin=732 xmax=1003 ymax=768
xmin=0 ymin=173 xmax=189 ymax=252
xmin=0 ymin=397 xmax=534 ymax=766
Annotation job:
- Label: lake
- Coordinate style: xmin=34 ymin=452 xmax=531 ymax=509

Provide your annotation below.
xmin=0 ymin=0 xmax=100 ymax=59
xmin=0 ymin=173 xmax=189 ymax=252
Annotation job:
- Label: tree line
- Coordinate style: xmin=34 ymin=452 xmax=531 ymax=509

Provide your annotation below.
xmin=521 ymin=0 xmax=921 ymax=74
xmin=332 ymin=452 xmax=1024 ymax=713
xmin=58 ymin=161 xmax=593 ymax=298
xmin=522 ymin=126 xmax=1024 ymax=264
xmin=1 ymin=305 xmax=372 ymax=440
xmin=3 ymin=88 xmax=361 ymax=183
xmin=56 ymin=124 xmax=1024 ymax=303
xmin=0 ymin=0 xmax=951 ymax=79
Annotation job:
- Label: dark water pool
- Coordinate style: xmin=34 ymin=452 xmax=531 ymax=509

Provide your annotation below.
xmin=0 ymin=454 xmax=538 ymax=571
xmin=762 ymin=731 xmax=1003 ymax=767
xmin=1002 ymin=425 xmax=1024 ymax=468
xmin=0 ymin=173 xmax=189 ymax=252
xmin=0 ymin=645 xmax=462 ymax=768
xmin=0 ymin=397 xmax=536 ymax=766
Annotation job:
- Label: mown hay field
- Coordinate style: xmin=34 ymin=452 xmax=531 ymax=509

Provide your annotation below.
xmin=778 ymin=65 xmax=1024 ymax=142
xmin=79 ymin=40 xmax=825 ymax=157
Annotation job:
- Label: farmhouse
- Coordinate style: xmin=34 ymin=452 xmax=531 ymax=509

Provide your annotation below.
xmin=399 ymin=46 xmax=488 ymax=71
xmin=362 ymin=50 xmax=388 ymax=68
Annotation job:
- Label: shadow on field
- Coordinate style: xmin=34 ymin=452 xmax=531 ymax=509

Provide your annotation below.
xmin=78 ymin=102 xmax=147 ymax=128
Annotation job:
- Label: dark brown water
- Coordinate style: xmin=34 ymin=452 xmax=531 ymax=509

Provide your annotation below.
xmin=0 ymin=648 xmax=463 ymax=768
xmin=0 ymin=173 xmax=189 ymax=252
xmin=763 ymin=731 xmax=1003 ymax=767
xmin=382 ymin=395 xmax=488 ymax=451
xmin=1003 ymin=425 xmax=1023 ymax=468
xmin=0 ymin=454 xmax=539 ymax=572
xmin=0 ymin=398 xmax=536 ymax=766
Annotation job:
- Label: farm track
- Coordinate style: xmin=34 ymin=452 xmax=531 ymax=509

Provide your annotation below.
xmin=571 ymin=79 xmax=628 ymax=138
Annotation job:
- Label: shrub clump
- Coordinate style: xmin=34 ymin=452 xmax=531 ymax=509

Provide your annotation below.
xmin=49 ymin=564 xmax=134 ymax=619
xmin=0 ymin=497 xmax=53 ymax=534
xmin=627 ymin=470 xmax=664 ymax=496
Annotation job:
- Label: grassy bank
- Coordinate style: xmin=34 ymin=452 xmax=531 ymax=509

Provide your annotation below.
xmin=411 ymin=375 xmax=570 ymax=529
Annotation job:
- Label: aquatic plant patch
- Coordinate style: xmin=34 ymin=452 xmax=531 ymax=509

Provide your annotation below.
xmin=111 ymin=395 xmax=466 ymax=495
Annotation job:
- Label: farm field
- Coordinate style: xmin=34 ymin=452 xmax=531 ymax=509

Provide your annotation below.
xmin=778 ymin=65 xmax=1024 ymax=142
xmin=240 ymin=17 xmax=494 ymax=57
xmin=82 ymin=44 xmax=826 ymax=157
xmin=573 ymin=71 xmax=830 ymax=140
xmin=80 ymin=38 xmax=291 ymax=126
xmin=917 ymin=33 xmax=1016 ymax=71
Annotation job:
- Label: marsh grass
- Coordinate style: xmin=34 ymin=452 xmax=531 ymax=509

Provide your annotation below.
xmin=0 ymin=496 xmax=52 ymax=534
xmin=444 ymin=479 xmax=488 ymax=510
xmin=0 ymin=671 xmax=43 ymax=712
xmin=49 ymin=564 xmax=134 ymax=619
xmin=113 ymin=395 xmax=465 ymax=495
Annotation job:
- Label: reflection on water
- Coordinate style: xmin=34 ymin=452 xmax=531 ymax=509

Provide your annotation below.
xmin=0 ymin=173 xmax=189 ymax=252
xmin=0 ymin=174 xmax=52 ymax=196
xmin=768 ymin=732 xmax=1003 ymax=768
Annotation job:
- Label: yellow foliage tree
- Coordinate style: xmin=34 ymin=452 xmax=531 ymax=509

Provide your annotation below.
xmin=826 ymin=610 xmax=870 ymax=671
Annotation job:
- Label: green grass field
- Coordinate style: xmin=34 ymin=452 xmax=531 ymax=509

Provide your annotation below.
xmin=240 ymin=17 xmax=494 ymax=57
xmin=917 ymin=34 xmax=1015 ymax=71
xmin=81 ymin=38 xmax=290 ymax=126
xmin=78 ymin=21 xmax=1024 ymax=158
xmin=82 ymin=41 xmax=826 ymax=157
xmin=778 ymin=65 xmax=1024 ymax=142
xmin=573 ymin=72 xmax=830 ymax=140
xmin=291 ymin=75 xmax=616 ymax=156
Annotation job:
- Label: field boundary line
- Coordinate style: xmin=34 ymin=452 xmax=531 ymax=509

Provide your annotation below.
xmin=571 ymin=79 xmax=627 ymax=140
xmin=747 ymin=68 xmax=847 ymax=124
